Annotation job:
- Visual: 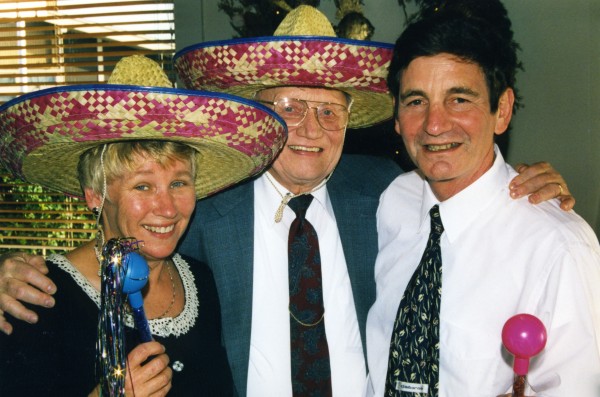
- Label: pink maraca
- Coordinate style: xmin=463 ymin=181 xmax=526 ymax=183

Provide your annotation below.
xmin=502 ymin=314 xmax=547 ymax=375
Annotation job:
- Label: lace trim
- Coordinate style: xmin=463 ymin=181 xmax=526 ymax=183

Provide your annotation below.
xmin=48 ymin=253 xmax=199 ymax=338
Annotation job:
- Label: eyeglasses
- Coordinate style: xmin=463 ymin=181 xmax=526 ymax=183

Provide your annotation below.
xmin=256 ymin=97 xmax=350 ymax=131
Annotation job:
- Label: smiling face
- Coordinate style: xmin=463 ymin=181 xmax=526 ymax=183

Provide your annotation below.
xmin=395 ymin=53 xmax=514 ymax=200
xmin=256 ymin=86 xmax=348 ymax=194
xmin=86 ymin=152 xmax=196 ymax=265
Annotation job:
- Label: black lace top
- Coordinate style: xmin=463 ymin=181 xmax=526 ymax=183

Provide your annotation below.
xmin=0 ymin=253 xmax=233 ymax=396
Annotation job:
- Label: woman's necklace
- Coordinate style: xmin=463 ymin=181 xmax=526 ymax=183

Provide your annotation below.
xmin=94 ymin=226 xmax=105 ymax=277
xmin=156 ymin=260 xmax=176 ymax=319
xmin=91 ymin=229 xmax=176 ymax=319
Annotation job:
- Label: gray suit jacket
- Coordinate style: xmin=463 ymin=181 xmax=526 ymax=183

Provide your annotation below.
xmin=178 ymin=154 xmax=401 ymax=396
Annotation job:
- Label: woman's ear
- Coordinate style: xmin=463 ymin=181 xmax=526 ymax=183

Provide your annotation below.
xmin=84 ymin=188 xmax=103 ymax=212
xmin=494 ymin=88 xmax=515 ymax=136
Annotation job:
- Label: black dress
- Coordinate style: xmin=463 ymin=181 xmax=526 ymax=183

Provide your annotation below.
xmin=0 ymin=253 xmax=233 ymax=396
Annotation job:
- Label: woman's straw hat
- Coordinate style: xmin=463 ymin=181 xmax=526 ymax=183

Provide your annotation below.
xmin=0 ymin=55 xmax=287 ymax=199
xmin=174 ymin=5 xmax=393 ymax=129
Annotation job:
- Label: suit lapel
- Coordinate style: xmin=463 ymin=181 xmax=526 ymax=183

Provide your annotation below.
xmin=328 ymin=168 xmax=380 ymax=363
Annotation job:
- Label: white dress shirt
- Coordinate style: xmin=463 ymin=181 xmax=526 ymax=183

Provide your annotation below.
xmin=247 ymin=173 xmax=367 ymax=396
xmin=366 ymin=147 xmax=600 ymax=397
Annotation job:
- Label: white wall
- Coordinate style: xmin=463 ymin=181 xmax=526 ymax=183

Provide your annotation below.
xmin=174 ymin=0 xmax=600 ymax=236
xmin=505 ymin=0 xmax=600 ymax=238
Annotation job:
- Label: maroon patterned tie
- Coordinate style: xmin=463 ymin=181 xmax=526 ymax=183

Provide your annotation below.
xmin=288 ymin=194 xmax=332 ymax=397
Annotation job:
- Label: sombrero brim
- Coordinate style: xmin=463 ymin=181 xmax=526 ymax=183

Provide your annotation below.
xmin=174 ymin=36 xmax=394 ymax=129
xmin=0 ymin=85 xmax=287 ymax=199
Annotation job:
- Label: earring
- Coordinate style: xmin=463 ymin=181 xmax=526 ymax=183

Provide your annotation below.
xmin=92 ymin=207 xmax=100 ymax=217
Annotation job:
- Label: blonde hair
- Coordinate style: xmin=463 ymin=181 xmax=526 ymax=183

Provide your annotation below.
xmin=78 ymin=141 xmax=196 ymax=194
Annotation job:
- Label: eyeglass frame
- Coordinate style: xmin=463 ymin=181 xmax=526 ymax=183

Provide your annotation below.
xmin=255 ymin=96 xmax=353 ymax=131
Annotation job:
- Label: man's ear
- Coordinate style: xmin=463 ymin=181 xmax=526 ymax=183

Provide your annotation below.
xmin=494 ymin=88 xmax=515 ymax=136
xmin=84 ymin=188 xmax=103 ymax=212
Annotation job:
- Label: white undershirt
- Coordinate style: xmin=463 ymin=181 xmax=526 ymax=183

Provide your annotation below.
xmin=247 ymin=173 xmax=367 ymax=396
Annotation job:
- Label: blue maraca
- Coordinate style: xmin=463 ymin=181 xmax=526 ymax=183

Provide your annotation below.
xmin=122 ymin=252 xmax=152 ymax=342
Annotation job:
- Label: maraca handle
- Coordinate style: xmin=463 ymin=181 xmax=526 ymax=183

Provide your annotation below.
xmin=512 ymin=374 xmax=526 ymax=397
xmin=131 ymin=306 xmax=153 ymax=343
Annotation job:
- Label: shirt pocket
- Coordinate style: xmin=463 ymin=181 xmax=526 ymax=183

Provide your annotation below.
xmin=440 ymin=321 xmax=513 ymax=396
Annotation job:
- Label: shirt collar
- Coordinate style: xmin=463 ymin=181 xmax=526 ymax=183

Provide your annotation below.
xmin=257 ymin=173 xmax=331 ymax=222
xmin=419 ymin=145 xmax=510 ymax=243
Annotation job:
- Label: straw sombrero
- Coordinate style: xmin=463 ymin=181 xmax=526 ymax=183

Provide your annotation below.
xmin=174 ymin=5 xmax=393 ymax=129
xmin=0 ymin=55 xmax=287 ymax=199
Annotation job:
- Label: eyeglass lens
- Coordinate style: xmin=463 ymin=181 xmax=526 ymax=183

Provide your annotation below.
xmin=274 ymin=98 xmax=348 ymax=131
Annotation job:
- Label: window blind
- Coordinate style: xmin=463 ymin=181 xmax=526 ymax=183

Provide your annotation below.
xmin=0 ymin=0 xmax=176 ymax=105
xmin=0 ymin=169 xmax=96 ymax=255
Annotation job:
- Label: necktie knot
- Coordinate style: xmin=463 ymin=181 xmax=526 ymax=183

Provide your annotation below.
xmin=288 ymin=194 xmax=313 ymax=220
xmin=430 ymin=204 xmax=444 ymax=236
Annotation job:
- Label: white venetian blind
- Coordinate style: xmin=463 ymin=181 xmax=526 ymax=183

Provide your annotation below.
xmin=0 ymin=0 xmax=176 ymax=105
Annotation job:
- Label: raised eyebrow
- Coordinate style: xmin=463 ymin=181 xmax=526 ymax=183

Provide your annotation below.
xmin=399 ymin=89 xmax=426 ymax=101
xmin=174 ymin=170 xmax=194 ymax=179
xmin=447 ymin=86 xmax=480 ymax=97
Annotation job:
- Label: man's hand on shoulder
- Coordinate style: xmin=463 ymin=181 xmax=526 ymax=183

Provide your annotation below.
xmin=0 ymin=252 xmax=56 ymax=335
xmin=509 ymin=161 xmax=575 ymax=211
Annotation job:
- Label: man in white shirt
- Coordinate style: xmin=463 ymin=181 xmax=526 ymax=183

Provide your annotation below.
xmin=366 ymin=3 xmax=600 ymax=397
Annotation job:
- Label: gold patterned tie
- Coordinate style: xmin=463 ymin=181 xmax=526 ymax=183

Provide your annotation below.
xmin=385 ymin=205 xmax=444 ymax=397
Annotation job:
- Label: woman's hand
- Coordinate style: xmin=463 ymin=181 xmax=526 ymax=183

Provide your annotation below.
xmin=124 ymin=341 xmax=173 ymax=396
xmin=88 ymin=342 xmax=172 ymax=396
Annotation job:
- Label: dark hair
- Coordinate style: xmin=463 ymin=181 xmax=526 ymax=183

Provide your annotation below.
xmin=387 ymin=3 xmax=521 ymax=116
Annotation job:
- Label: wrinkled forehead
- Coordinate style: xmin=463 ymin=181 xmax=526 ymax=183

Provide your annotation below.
xmin=399 ymin=54 xmax=487 ymax=91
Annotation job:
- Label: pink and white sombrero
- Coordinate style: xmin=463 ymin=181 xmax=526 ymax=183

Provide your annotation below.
xmin=174 ymin=5 xmax=393 ymax=129
xmin=0 ymin=55 xmax=287 ymax=199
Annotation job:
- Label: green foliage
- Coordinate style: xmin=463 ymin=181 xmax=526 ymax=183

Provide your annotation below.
xmin=0 ymin=168 xmax=95 ymax=254
xmin=216 ymin=0 xmax=428 ymax=38
xmin=218 ymin=0 xmax=293 ymax=37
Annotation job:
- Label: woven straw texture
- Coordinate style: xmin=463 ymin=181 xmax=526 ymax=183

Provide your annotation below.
xmin=274 ymin=5 xmax=336 ymax=36
xmin=174 ymin=6 xmax=393 ymax=128
xmin=0 ymin=85 xmax=286 ymax=199
xmin=108 ymin=54 xmax=173 ymax=87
